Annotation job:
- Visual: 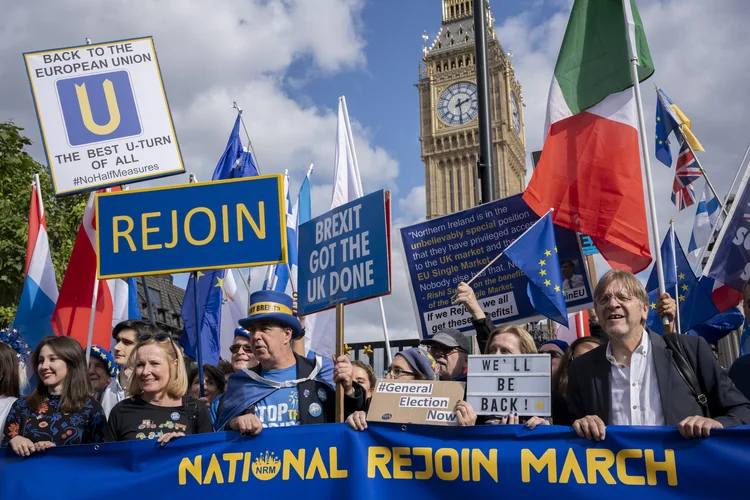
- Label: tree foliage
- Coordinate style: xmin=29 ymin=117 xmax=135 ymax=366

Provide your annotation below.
xmin=0 ymin=122 xmax=87 ymax=326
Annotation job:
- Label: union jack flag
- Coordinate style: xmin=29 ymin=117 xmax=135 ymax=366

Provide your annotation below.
xmin=671 ymin=130 xmax=702 ymax=211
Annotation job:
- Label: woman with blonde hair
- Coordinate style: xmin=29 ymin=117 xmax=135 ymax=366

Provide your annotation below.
xmin=481 ymin=325 xmax=550 ymax=428
xmin=104 ymin=331 xmax=212 ymax=444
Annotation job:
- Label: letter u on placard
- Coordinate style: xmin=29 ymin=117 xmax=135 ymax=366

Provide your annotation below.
xmin=75 ymin=80 xmax=121 ymax=135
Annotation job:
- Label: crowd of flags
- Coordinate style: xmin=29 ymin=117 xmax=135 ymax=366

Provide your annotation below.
xmin=6 ymin=0 xmax=750 ymax=370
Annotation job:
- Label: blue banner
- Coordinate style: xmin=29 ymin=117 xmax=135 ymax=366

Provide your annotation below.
xmin=298 ymin=190 xmax=391 ymax=315
xmin=400 ymin=194 xmax=593 ymax=338
xmin=2 ymin=424 xmax=749 ymax=499
xmin=95 ymin=176 xmax=286 ymax=279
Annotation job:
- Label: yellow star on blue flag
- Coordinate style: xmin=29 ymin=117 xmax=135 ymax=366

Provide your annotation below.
xmin=646 ymin=225 xmax=718 ymax=334
xmin=504 ymin=211 xmax=568 ymax=326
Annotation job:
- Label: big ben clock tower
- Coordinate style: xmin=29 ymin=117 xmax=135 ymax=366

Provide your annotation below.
xmin=417 ymin=0 xmax=526 ymax=218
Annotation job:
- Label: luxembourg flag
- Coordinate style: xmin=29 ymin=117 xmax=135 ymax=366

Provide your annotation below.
xmin=12 ymin=177 xmax=59 ymax=350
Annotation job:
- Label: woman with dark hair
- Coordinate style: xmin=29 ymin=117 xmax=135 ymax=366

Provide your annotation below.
xmin=0 ymin=342 xmax=21 ymax=431
xmin=188 ymin=364 xmax=227 ymax=404
xmin=1 ymin=336 xmax=106 ymax=457
xmin=551 ymin=336 xmax=605 ymax=425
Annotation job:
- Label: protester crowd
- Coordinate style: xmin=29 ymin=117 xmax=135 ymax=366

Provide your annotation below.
xmin=3 ymin=270 xmax=750 ymax=458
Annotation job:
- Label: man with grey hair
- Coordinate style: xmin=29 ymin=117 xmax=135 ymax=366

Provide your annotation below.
xmin=569 ymin=270 xmax=750 ymax=441
xmin=420 ymin=328 xmax=470 ymax=381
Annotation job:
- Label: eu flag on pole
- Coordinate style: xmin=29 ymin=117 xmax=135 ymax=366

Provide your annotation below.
xmin=503 ymin=211 xmax=568 ymax=326
xmin=645 ymin=226 xmax=718 ymax=334
xmin=181 ymin=112 xmax=257 ymax=365
xmin=655 ymin=88 xmax=680 ymax=167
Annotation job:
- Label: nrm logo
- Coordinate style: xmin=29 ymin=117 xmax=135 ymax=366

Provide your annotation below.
xmin=56 ymin=70 xmax=141 ymax=146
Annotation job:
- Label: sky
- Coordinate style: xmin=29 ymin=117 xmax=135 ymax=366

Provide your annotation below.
xmin=2 ymin=0 xmax=750 ymax=345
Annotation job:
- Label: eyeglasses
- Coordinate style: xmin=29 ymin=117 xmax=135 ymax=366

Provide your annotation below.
xmin=427 ymin=345 xmax=464 ymax=359
xmin=595 ymin=292 xmax=635 ymax=306
xmin=383 ymin=367 xmax=416 ymax=378
xmin=138 ymin=333 xmax=178 ymax=357
xmin=229 ymin=344 xmax=253 ymax=354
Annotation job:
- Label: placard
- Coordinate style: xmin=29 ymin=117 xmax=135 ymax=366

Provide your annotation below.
xmin=297 ymin=190 xmax=391 ymax=315
xmin=366 ymin=379 xmax=466 ymax=426
xmin=466 ymin=354 xmax=551 ymax=417
xmin=400 ymin=193 xmax=593 ymax=339
xmin=23 ymin=37 xmax=185 ymax=195
xmin=95 ymin=175 xmax=286 ymax=278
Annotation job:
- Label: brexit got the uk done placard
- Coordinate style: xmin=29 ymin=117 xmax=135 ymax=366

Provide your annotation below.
xmin=400 ymin=194 xmax=593 ymax=339
xmin=297 ymin=190 xmax=392 ymax=315
xmin=95 ymin=176 xmax=286 ymax=279
xmin=24 ymin=37 xmax=185 ymax=195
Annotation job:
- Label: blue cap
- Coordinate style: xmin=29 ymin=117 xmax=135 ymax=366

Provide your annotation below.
xmin=238 ymin=290 xmax=303 ymax=339
xmin=395 ymin=348 xmax=439 ymax=381
xmin=541 ymin=339 xmax=569 ymax=353
xmin=234 ymin=327 xmax=251 ymax=339
xmin=89 ymin=345 xmax=119 ymax=378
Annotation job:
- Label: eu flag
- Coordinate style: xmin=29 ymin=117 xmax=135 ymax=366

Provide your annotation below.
xmin=503 ymin=211 xmax=569 ymax=326
xmin=655 ymin=88 xmax=680 ymax=167
xmin=645 ymin=226 xmax=719 ymax=334
xmin=181 ymin=112 xmax=258 ymax=364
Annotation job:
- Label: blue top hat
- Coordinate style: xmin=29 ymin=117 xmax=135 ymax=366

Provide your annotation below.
xmin=239 ymin=290 xmax=303 ymax=339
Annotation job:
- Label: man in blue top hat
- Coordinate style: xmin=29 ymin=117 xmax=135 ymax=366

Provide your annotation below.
xmin=216 ymin=290 xmax=366 ymax=434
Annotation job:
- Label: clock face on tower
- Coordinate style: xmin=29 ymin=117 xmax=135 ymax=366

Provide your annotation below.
xmin=437 ymin=82 xmax=478 ymax=126
xmin=510 ymin=91 xmax=521 ymax=135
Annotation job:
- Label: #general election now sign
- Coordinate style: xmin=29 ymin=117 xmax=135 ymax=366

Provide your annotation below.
xmin=95 ymin=176 xmax=286 ymax=279
xmin=23 ymin=37 xmax=185 ymax=195
xmin=297 ymin=190 xmax=392 ymax=315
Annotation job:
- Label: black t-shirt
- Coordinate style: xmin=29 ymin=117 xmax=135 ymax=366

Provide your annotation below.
xmin=104 ymin=395 xmax=213 ymax=442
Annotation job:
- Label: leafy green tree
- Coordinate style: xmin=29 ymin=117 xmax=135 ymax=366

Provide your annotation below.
xmin=0 ymin=122 xmax=86 ymax=326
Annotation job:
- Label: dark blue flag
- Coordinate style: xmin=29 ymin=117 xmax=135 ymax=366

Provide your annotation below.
xmin=180 ymin=270 xmax=226 ymax=365
xmin=181 ymin=112 xmax=257 ymax=365
xmin=655 ymin=88 xmax=680 ymax=167
xmin=645 ymin=226 xmax=718 ymax=334
xmin=705 ymin=168 xmax=750 ymax=293
xmin=503 ymin=211 xmax=569 ymax=326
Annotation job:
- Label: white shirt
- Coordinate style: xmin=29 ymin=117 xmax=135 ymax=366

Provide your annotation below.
xmin=0 ymin=396 xmax=18 ymax=431
xmin=101 ymin=374 xmax=128 ymax=418
xmin=563 ymin=274 xmax=585 ymax=290
xmin=606 ymin=329 xmax=665 ymax=426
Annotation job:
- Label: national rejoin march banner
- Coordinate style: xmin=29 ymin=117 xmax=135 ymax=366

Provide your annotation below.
xmin=2 ymin=424 xmax=749 ymax=499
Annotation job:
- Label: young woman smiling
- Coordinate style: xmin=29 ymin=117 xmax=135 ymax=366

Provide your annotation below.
xmin=104 ymin=332 xmax=212 ymax=443
xmin=1 ymin=336 xmax=106 ymax=457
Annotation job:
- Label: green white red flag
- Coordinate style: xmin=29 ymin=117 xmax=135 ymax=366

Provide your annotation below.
xmin=523 ymin=0 xmax=655 ymax=273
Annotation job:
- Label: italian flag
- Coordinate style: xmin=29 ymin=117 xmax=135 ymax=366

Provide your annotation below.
xmin=523 ymin=0 xmax=654 ymax=273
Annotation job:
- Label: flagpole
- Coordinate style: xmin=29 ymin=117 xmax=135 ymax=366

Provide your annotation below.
xmin=341 ymin=96 xmax=393 ymax=364
xmin=231 ymin=102 xmax=262 ymax=175
xmin=681 ymin=138 xmax=729 ymax=217
xmin=187 ymin=173 xmax=205 ymax=397
xmin=622 ymin=0 xmax=668 ymax=324
xmin=84 ymin=275 xmax=99 ymax=366
xmin=670 ymin=220 xmax=682 ymax=335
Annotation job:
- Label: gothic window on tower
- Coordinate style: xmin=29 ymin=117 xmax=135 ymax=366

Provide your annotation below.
xmin=451 ymin=58 xmax=456 ymax=69
xmin=458 ymin=58 xmax=463 ymax=68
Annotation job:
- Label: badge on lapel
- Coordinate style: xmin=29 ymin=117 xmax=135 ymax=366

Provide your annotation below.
xmin=308 ymin=402 xmax=322 ymax=418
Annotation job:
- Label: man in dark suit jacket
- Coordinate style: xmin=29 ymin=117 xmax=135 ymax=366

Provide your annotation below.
xmin=568 ymin=270 xmax=750 ymax=441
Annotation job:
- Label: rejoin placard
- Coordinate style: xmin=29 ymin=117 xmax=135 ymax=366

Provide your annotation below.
xmin=95 ymin=176 xmax=286 ymax=278
xmin=297 ymin=190 xmax=391 ymax=315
